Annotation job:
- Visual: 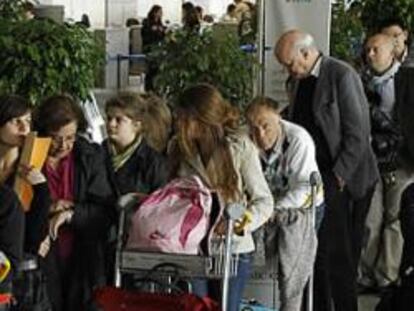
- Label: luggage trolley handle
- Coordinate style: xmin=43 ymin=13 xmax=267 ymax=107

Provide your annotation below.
xmin=306 ymin=171 xmax=320 ymax=311
xmin=222 ymin=202 xmax=246 ymax=311
xmin=114 ymin=194 xmax=138 ymax=287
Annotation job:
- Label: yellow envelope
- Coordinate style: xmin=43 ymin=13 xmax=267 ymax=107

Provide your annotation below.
xmin=14 ymin=132 xmax=51 ymax=211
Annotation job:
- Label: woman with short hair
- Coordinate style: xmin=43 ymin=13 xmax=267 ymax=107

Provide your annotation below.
xmin=34 ymin=94 xmax=114 ymax=311
xmin=0 ymin=95 xmax=50 ymax=257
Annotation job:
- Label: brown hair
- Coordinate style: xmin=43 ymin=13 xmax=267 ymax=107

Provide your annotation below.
xmin=34 ymin=94 xmax=86 ymax=136
xmin=172 ymin=83 xmax=240 ymax=201
xmin=105 ymin=91 xmax=172 ymax=152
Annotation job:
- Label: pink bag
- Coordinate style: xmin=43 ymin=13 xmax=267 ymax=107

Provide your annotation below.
xmin=126 ymin=176 xmax=212 ymax=254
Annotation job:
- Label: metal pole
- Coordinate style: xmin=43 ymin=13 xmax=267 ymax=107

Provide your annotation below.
xmin=306 ymin=172 xmax=319 ymax=311
xmin=256 ymin=0 xmax=266 ymax=96
xmin=114 ymin=206 xmax=126 ymax=287
xmin=221 ymin=218 xmax=234 ymax=311
xmin=104 ymin=0 xmax=109 ymax=27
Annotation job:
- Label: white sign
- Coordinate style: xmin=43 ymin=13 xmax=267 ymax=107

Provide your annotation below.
xmin=260 ymin=0 xmax=331 ymax=104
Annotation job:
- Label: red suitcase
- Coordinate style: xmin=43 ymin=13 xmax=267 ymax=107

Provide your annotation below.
xmin=93 ymin=286 xmax=220 ymax=311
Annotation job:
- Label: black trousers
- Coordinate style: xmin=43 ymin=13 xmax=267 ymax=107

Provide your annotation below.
xmin=314 ymin=172 xmax=375 ymax=311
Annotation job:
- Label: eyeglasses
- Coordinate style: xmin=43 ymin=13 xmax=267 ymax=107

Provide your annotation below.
xmin=50 ymin=133 xmax=76 ymax=145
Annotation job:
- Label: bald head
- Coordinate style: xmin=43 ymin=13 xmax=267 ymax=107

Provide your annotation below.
xmin=365 ymin=33 xmax=395 ymax=74
xmin=274 ymin=30 xmax=319 ymax=79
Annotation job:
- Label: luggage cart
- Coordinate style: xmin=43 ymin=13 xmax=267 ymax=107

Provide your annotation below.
xmin=112 ymin=198 xmax=245 ymax=310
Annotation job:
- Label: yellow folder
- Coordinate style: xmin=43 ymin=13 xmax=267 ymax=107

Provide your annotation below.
xmin=14 ymin=132 xmax=51 ymax=212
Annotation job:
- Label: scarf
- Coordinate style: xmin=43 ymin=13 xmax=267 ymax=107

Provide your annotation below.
xmin=111 ymin=135 xmax=142 ymax=172
xmin=363 ymin=61 xmax=401 ymax=116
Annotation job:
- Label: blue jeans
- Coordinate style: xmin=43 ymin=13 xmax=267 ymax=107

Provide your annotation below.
xmin=192 ymin=253 xmax=253 ymax=311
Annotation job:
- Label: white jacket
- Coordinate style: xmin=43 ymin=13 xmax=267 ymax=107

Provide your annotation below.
xmin=260 ymin=120 xmax=324 ymax=210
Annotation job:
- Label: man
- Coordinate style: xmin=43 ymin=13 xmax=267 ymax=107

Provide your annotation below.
xmin=246 ymin=96 xmax=323 ymax=311
xmin=275 ymin=30 xmax=379 ymax=311
xmin=360 ymin=33 xmax=413 ymax=289
xmin=380 ymin=19 xmax=410 ymax=63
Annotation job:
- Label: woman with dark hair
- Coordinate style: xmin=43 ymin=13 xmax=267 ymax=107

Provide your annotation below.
xmin=0 ymin=95 xmax=50 ymax=257
xmin=141 ymin=5 xmax=166 ymax=91
xmin=141 ymin=5 xmax=165 ymax=50
xmin=34 ymin=95 xmax=114 ymax=311
xmin=183 ymin=7 xmax=201 ymax=33
xmin=170 ymin=84 xmax=273 ymax=311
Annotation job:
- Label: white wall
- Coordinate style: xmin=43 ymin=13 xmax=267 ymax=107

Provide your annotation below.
xmin=39 ymin=0 xmax=105 ymax=27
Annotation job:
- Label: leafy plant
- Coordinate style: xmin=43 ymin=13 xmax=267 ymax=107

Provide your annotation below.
xmin=361 ymin=0 xmax=414 ymax=33
xmin=330 ymin=0 xmax=364 ymax=66
xmin=151 ymin=28 xmax=256 ymax=108
xmin=0 ymin=18 xmax=104 ymax=103
xmin=0 ymin=0 xmax=26 ymax=21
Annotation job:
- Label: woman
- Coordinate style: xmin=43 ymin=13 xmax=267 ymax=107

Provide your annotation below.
xmin=103 ymin=91 xmax=169 ymax=200
xmin=0 ymin=95 xmax=50 ymax=257
xmin=141 ymin=5 xmax=166 ymax=91
xmin=34 ymin=95 xmax=114 ymax=311
xmin=183 ymin=7 xmax=201 ymax=33
xmin=141 ymin=5 xmax=166 ymax=50
xmin=0 ymin=184 xmax=24 ymax=288
xmin=170 ymin=84 xmax=273 ymax=311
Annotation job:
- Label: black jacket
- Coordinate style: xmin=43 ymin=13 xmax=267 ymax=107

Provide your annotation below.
xmin=103 ymin=138 xmax=168 ymax=197
xmin=141 ymin=18 xmax=166 ymax=52
xmin=5 ymin=170 xmax=51 ymax=255
xmin=0 ymin=185 xmax=24 ymax=274
xmin=43 ymin=137 xmax=115 ymax=311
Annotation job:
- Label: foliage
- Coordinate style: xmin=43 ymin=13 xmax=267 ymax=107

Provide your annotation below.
xmin=0 ymin=0 xmax=26 ymax=21
xmin=361 ymin=0 xmax=414 ymax=33
xmin=150 ymin=28 xmax=256 ymax=108
xmin=0 ymin=18 xmax=104 ymax=104
xmin=330 ymin=0 xmax=364 ymax=66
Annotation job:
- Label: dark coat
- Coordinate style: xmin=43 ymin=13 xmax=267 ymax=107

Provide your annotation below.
xmin=5 ymin=170 xmax=51 ymax=255
xmin=0 ymin=185 xmax=24 ymax=274
xmin=102 ymin=138 xmax=168 ymax=197
xmin=141 ymin=18 xmax=166 ymax=52
xmin=289 ymin=56 xmax=379 ymax=199
xmin=43 ymin=137 xmax=115 ymax=311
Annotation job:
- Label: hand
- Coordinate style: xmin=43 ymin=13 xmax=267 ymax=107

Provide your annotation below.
xmin=50 ymin=200 xmax=74 ymax=214
xmin=18 ymin=165 xmax=46 ymax=185
xmin=49 ymin=210 xmax=74 ymax=240
xmin=214 ymin=217 xmax=227 ymax=236
xmin=335 ymin=174 xmax=346 ymax=192
xmin=118 ymin=192 xmax=140 ymax=210
xmin=38 ymin=236 xmax=51 ymax=258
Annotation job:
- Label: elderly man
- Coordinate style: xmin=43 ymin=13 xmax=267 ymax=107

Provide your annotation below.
xmin=359 ymin=33 xmax=413 ymax=290
xmin=246 ymin=96 xmax=323 ymax=311
xmin=275 ymin=30 xmax=379 ymax=311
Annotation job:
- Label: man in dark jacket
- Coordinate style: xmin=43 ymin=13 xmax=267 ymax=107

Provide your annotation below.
xmin=275 ymin=29 xmax=379 ymax=311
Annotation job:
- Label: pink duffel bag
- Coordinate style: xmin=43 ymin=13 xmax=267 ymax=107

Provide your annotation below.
xmin=126 ymin=176 xmax=212 ymax=254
